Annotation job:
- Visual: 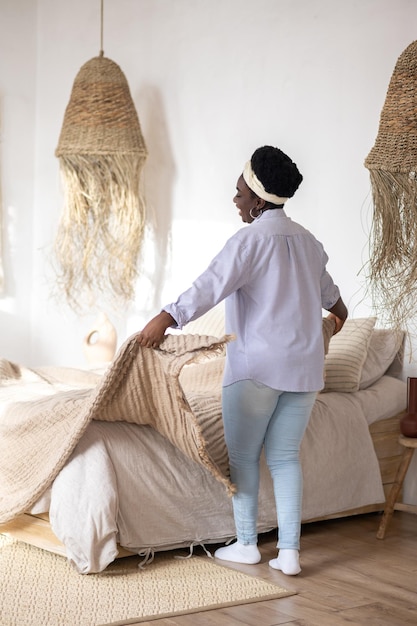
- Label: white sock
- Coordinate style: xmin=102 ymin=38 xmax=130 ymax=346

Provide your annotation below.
xmin=269 ymin=549 xmax=301 ymax=575
xmin=214 ymin=541 xmax=261 ymax=564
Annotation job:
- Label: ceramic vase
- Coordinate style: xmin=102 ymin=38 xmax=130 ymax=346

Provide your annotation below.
xmin=83 ymin=312 xmax=117 ymax=365
xmin=400 ymin=377 xmax=417 ymax=437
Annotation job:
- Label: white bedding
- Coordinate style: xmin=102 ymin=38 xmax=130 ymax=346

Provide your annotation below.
xmin=36 ymin=374 xmax=406 ymax=574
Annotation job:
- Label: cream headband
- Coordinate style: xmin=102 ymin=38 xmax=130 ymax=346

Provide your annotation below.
xmin=243 ymin=161 xmax=288 ymax=205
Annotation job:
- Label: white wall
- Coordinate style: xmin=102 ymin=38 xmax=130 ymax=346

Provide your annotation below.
xmin=2 ymin=0 xmax=416 ymax=366
xmin=1 ymin=0 xmax=417 ymax=501
xmin=0 ymin=0 xmax=36 ymax=362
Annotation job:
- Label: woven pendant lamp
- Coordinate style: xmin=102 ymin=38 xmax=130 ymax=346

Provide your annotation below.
xmin=54 ymin=52 xmax=147 ymax=311
xmin=365 ymin=40 xmax=417 ymax=331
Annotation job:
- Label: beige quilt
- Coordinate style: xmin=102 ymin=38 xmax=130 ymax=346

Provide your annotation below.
xmin=0 ymin=333 xmax=233 ymax=524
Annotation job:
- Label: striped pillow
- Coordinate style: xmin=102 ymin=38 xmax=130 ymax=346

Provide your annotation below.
xmin=323 ymin=317 xmax=376 ymax=392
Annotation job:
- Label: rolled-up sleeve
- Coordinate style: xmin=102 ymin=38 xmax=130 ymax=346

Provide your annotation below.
xmin=320 ymin=268 xmax=341 ymax=310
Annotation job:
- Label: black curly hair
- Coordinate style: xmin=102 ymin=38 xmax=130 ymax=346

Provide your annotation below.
xmin=251 ymin=145 xmax=303 ymax=199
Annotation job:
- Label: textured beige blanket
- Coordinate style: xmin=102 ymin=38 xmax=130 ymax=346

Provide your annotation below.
xmin=0 ymin=333 xmax=233 ymax=524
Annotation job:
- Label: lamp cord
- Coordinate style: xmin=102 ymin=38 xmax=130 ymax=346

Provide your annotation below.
xmin=99 ymin=0 xmax=104 ymax=57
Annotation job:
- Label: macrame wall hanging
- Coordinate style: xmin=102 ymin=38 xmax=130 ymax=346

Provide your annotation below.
xmin=365 ymin=40 xmax=417 ymax=333
xmin=54 ymin=1 xmax=147 ymax=311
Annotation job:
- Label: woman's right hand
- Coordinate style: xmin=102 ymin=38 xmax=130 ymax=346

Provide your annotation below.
xmin=136 ymin=311 xmax=176 ymax=348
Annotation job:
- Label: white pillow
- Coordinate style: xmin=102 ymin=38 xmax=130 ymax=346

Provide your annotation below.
xmin=323 ymin=317 xmax=376 ymax=392
xmin=359 ymin=328 xmax=404 ymax=389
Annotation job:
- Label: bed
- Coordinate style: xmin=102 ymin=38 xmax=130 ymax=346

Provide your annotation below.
xmin=0 ymin=312 xmax=407 ymax=574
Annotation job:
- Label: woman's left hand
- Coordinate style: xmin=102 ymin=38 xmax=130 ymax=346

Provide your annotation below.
xmin=326 ymin=312 xmax=345 ymax=335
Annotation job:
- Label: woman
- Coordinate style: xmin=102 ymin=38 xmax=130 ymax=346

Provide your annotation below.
xmin=136 ymin=145 xmax=347 ymax=575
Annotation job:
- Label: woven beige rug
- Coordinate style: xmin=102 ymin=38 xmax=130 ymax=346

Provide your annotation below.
xmin=0 ymin=535 xmax=294 ymax=625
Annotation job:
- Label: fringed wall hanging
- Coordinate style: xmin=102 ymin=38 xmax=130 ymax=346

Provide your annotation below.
xmin=54 ymin=2 xmax=147 ymax=311
xmin=365 ymin=40 xmax=417 ymax=333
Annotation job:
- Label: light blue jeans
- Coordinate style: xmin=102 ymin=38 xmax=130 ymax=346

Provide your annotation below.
xmin=222 ymin=380 xmax=316 ymax=549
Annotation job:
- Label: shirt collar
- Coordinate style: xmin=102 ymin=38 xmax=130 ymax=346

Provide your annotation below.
xmin=256 ymin=208 xmax=287 ymax=221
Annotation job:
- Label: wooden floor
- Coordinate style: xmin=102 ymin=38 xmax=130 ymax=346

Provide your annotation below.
xmin=135 ymin=511 xmax=417 ymax=626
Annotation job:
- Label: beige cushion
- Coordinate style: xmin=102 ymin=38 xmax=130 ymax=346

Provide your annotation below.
xmin=182 ymin=303 xmax=225 ymax=336
xmin=359 ymin=328 xmax=404 ymax=389
xmin=322 ymin=317 xmax=335 ymax=354
xmin=323 ymin=317 xmax=376 ymax=392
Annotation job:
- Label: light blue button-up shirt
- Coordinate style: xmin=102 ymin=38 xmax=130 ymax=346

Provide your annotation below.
xmin=164 ymin=209 xmax=340 ymax=392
